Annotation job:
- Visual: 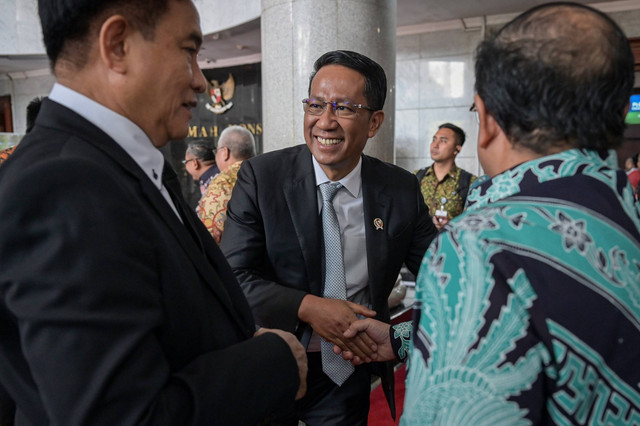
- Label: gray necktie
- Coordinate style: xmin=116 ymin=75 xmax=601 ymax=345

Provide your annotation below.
xmin=319 ymin=182 xmax=355 ymax=386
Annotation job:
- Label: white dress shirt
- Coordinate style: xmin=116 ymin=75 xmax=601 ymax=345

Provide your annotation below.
xmin=48 ymin=83 xmax=181 ymax=220
xmin=308 ymin=156 xmax=370 ymax=351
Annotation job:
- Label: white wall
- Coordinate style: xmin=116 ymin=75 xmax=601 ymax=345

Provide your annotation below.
xmin=193 ymin=0 xmax=260 ymax=35
xmin=395 ymin=27 xmax=483 ymax=175
xmin=394 ymin=8 xmax=640 ymax=175
xmin=0 ymin=0 xmax=45 ymax=55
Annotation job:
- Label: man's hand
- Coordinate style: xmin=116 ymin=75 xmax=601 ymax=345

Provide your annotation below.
xmin=433 ymin=215 xmax=449 ymax=230
xmin=333 ymin=319 xmax=395 ymax=365
xmin=254 ymin=328 xmax=307 ymax=400
xmin=298 ymin=295 xmax=378 ymax=361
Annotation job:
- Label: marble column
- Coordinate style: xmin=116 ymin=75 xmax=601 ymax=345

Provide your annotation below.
xmin=261 ymin=0 xmax=397 ymax=162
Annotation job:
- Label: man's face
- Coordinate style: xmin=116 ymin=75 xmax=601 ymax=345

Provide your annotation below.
xmin=183 ymin=152 xmax=198 ymax=180
xmin=124 ymin=0 xmax=206 ymax=147
xmin=304 ymin=64 xmax=383 ymax=181
xmin=430 ymin=128 xmax=459 ymax=163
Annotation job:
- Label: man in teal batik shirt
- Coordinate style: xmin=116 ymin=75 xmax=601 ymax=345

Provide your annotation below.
xmin=334 ymin=3 xmax=640 ymax=425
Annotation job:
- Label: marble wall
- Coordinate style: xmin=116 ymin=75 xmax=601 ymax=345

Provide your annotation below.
xmin=395 ymin=27 xmax=483 ymax=175
xmin=395 ymin=8 xmax=640 ymax=176
xmin=0 ymin=0 xmax=44 ymax=55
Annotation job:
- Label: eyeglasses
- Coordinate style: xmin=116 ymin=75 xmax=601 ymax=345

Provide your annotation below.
xmin=182 ymin=158 xmax=196 ymax=165
xmin=470 ymin=103 xmax=479 ymax=125
xmin=302 ymin=98 xmax=376 ymax=118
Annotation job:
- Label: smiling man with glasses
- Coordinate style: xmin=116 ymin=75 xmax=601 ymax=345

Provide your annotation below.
xmin=221 ymin=50 xmax=437 ymax=424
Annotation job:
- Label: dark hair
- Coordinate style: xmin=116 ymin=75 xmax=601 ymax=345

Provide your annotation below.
xmin=38 ymin=0 xmax=172 ymax=69
xmin=474 ymin=2 xmax=635 ymax=153
xmin=26 ymin=96 xmax=46 ymax=134
xmin=308 ymin=50 xmax=387 ymax=111
xmin=186 ymin=140 xmax=216 ymax=162
xmin=218 ymin=126 xmax=256 ymax=160
xmin=438 ymin=123 xmax=466 ymax=146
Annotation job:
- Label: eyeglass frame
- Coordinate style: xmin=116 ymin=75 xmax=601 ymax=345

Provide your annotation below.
xmin=469 ymin=103 xmax=479 ymax=125
xmin=302 ymin=98 xmax=377 ymax=118
xmin=182 ymin=148 xmax=217 ymax=165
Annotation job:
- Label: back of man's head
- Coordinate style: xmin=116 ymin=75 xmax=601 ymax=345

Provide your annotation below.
xmin=475 ymin=2 xmax=634 ymax=154
xmin=187 ymin=140 xmax=216 ymax=163
xmin=38 ymin=0 xmax=171 ymax=71
xmin=217 ymin=126 xmax=256 ymax=161
xmin=26 ymin=97 xmax=45 ymax=134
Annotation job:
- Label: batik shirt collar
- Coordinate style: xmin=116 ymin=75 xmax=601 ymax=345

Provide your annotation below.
xmin=466 ymin=149 xmax=620 ymax=212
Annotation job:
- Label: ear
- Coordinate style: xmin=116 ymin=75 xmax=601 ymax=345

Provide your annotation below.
xmin=98 ymin=15 xmax=129 ymax=73
xmin=474 ymin=94 xmax=501 ymax=151
xmin=221 ymin=146 xmax=231 ymax=162
xmin=367 ymin=110 xmax=385 ymax=138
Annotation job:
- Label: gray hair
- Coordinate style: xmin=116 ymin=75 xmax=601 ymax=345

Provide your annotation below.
xmin=186 ymin=140 xmax=216 ymax=162
xmin=218 ymin=126 xmax=256 ymax=160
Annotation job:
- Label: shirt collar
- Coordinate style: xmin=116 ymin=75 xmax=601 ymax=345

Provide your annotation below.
xmin=312 ymin=155 xmax=362 ymax=198
xmin=466 ymin=149 xmax=618 ymax=211
xmin=48 ymin=83 xmax=165 ymax=191
xmin=199 ymin=165 xmax=219 ymax=186
xmin=426 ymin=163 xmax=459 ymax=179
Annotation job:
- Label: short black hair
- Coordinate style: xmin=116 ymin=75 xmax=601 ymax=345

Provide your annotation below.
xmin=26 ymin=97 xmax=45 ymax=134
xmin=186 ymin=140 xmax=216 ymax=162
xmin=308 ymin=50 xmax=387 ymax=111
xmin=38 ymin=0 xmax=172 ymax=70
xmin=438 ymin=123 xmax=466 ymax=147
xmin=474 ymin=2 xmax=634 ymax=153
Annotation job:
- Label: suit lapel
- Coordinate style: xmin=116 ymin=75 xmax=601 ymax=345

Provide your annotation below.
xmin=361 ymin=156 xmax=391 ymax=310
xmin=282 ymin=147 xmax=323 ymax=296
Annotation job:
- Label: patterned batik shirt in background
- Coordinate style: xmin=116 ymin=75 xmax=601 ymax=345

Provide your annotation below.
xmin=395 ymin=149 xmax=640 ymax=425
xmin=417 ymin=164 xmax=477 ymax=219
xmin=197 ymin=161 xmax=242 ymax=239
xmin=0 ymin=146 xmax=16 ymax=167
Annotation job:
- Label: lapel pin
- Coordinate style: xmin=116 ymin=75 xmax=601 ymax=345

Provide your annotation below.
xmin=374 ymin=218 xmax=383 ymax=230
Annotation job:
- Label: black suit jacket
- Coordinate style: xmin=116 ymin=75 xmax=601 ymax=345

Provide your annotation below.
xmin=0 ymin=99 xmax=299 ymax=425
xmin=221 ymin=144 xmax=436 ymax=416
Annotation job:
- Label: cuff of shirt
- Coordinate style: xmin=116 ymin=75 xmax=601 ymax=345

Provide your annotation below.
xmin=389 ymin=321 xmax=412 ymax=363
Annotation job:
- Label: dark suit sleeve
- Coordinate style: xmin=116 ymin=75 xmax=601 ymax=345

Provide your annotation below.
xmin=404 ymin=175 xmax=438 ymax=275
xmin=0 ymin=160 xmax=299 ymax=425
xmin=221 ymin=160 xmax=308 ymax=333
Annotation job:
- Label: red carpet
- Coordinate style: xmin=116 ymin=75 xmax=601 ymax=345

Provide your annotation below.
xmin=368 ymin=365 xmax=406 ymax=425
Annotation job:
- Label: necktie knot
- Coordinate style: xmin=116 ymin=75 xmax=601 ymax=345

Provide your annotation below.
xmin=319 ymin=182 xmax=342 ymax=203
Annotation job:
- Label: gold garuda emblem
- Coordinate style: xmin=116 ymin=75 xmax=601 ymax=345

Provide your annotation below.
xmin=206 ymin=74 xmax=235 ymax=115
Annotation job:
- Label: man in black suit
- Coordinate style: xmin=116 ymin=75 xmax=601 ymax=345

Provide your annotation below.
xmin=0 ymin=1 xmax=306 ymax=424
xmin=221 ymin=50 xmax=437 ymax=424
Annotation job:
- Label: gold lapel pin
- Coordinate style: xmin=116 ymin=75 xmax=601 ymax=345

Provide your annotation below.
xmin=374 ymin=218 xmax=383 ymax=230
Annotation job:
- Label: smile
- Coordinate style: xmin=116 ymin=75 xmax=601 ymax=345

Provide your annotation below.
xmin=317 ymin=137 xmax=343 ymax=146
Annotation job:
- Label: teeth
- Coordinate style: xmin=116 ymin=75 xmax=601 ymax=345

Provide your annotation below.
xmin=317 ymin=137 xmax=342 ymax=146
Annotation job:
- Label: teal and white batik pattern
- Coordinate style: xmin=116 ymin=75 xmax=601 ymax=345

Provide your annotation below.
xmin=399 ymin=149 xmax=640 ymax=425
